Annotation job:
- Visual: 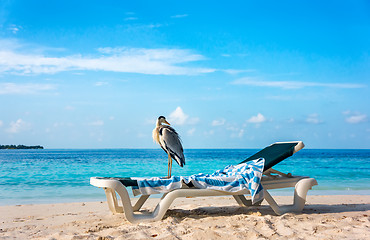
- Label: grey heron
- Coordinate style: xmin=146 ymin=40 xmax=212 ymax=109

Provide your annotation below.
xmin=152 ymin=116 xmax=185 ymax=178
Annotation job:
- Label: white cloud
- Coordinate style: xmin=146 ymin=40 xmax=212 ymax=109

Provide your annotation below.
xmin=0 ymin=44 xmax=215 ymax=76
xmin=287 ymin=118 xmax=295 ymax=123
xmin=94 ymin=81 xmax=109 ymax=86
xmin=168 ymin=107 xmax=199 ymax=126
xmin=247 ymin=113 xmax=266 ymax=123
xmin=306 ymin=113 xmax=323 ymax=124
xmin=232 ymin=77 xmax=366 ymax=89
xmin=212 ymin=119 xmax=226 ymax=126
xmin=227 ymin=125 xmax=245 ymax=138
xmin=64 ymin=105 xmax=75 ymax=111
xmin=0 ymin=83 xmax=56 ymax=95
xmin=8 ymin=27 xmax=19 ymax=34
xmin=343 ymin=111 xmax=367 ymax=124
xmin=171 ymin=14 xmax=188 ymax=18
xmin=6 ymin=119 xmax=30 ymax=133
xmin=187 ymin=128 xmax=196 ymax=136
xmin=53 ymin=122 xmax=74 ymax=128
xmin=147 ymin=23 xmax=163 ymax=29
xmin=346 ymin=115 xmax=367 ymax=124
xmin=222 ymin=69 xmax=255 ymax=75
xmin=0 ymin=120 xmax=3 ymax=127
xmin=88 ymin=120 xmax=104 ymax=126
xmin=238 ymin=129 xmax=245 ymax=138
xmin=124 ymin=17 xmax=138 ymax=21
xmin=8 ymin=25 xmax=22 ymax=34
xmin=168 ymin=107 xmax=187 ymax=125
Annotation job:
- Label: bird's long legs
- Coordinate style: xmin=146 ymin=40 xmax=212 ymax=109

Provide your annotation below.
xmin=167 ymin=152 xmax=172 ymax=178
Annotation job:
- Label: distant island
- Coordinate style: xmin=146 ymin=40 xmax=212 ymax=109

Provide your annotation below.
xmin=0 ymin=145 xmax=44 ymax=149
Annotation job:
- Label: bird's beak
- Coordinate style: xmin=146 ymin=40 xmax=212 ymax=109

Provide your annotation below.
xmin=164 ymin=120 xmax=171 ymax=125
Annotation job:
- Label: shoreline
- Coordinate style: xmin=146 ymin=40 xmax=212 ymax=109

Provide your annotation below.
xmin=2 ymin=195 xmax=369 ymax=239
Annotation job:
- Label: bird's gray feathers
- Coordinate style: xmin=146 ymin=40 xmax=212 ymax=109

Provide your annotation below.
xmin=158 ymin=125 xmax=185 ymax=167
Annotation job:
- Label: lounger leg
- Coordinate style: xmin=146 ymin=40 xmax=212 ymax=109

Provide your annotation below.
xmin=115 ymin=187 xmax=231 ymax=223
xmin=133 ymin=195 xmax=150 ymax=211
xmin=92 ymin=178 xmax=177 ymax=223
xmin=291 ymin=178 xmax=318 ymax=212
xmin=114 ymin=185 xmax=177 ymax=223
xmin=263 ymin=190 xmax=284 ymax=215
xmin=104 ymin=188 xmax=123 ymax=213
xmin=233 ymin=195 xmax=263 ymax=207
xmin=264 ymin=178 xmax=318 ymax=215
xmin=233 ymin=195 xmax=252 ymax=206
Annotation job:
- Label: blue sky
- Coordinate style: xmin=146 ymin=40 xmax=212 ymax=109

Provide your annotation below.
xmin=0 ymin=0 xmax=369 ymax=149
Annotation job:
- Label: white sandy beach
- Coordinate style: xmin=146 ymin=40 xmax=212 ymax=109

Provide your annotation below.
xmin=1 ymin=195 xmax=369 ymax=240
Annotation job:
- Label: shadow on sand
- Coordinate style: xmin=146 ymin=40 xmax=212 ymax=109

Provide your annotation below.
xmin=160 ymin=203 xmax=370 ymax=221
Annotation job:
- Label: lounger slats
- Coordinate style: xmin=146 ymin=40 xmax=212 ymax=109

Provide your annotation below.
xmin=93 ymin=177 xmax=139 ymax=187
xmin=119 ymin=178 xmax=139 ymax=187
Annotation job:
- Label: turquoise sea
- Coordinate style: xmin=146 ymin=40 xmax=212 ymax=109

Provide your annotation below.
xmin=0 ymin=149 xmax=369 ymax=206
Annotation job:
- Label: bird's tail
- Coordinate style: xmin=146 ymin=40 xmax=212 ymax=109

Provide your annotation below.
xmin=171 ymin=151 xmax=185 ymax=167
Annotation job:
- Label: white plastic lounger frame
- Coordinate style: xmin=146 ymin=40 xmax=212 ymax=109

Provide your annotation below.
xmin=90 ymin=176 xmax=317 ymax=223
xmin=90 ymin=141 xmax=318 ymax=223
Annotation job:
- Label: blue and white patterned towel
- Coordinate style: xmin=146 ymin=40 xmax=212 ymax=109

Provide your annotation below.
xmin=132 ymin=158 xmax=265 ymax=204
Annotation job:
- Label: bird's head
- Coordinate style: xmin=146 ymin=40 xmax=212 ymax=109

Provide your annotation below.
xmin=157 ymin=116 xmax=170 ymax=126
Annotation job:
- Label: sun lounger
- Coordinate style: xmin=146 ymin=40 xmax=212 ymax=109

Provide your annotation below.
xmin=90 ymin=141 xmax=318 ymax=223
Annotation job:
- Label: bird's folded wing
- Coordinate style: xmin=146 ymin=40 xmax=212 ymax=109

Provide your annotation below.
xmin=160 ymin=126 xmax=185 ymax=166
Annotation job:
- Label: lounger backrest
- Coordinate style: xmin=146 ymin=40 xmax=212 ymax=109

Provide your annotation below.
xmin=239 ymin=141 xmax=304 ymax=171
